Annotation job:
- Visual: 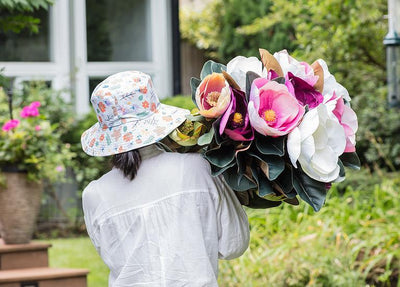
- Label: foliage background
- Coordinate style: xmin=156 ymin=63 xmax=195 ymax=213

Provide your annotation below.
xmin=180 ymin=0 xmax=400 ymax=172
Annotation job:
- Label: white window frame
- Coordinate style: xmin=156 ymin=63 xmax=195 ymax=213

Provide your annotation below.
xmin=0 ymin=0 xmax=71 ymax=100
xmin=72 ymin=0 xmax=173 ymax=115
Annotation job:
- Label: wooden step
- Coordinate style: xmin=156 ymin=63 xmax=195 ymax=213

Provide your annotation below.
xmin=0 ymin=267 xmax=89 ymax=287
xmin=0 ymin=240 xmax=51 ymax=270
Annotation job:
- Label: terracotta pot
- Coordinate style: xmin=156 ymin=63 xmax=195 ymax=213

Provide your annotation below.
xmin=0 ymin=172 xmax=42 ymax=244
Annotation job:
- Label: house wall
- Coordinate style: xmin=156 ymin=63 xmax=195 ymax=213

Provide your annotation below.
xmin=0 ymin=0 xmax=174 ymax=115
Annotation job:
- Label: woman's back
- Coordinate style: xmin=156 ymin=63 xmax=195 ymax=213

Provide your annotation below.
xmin=83 ymin=148 xmax=249 ymax=286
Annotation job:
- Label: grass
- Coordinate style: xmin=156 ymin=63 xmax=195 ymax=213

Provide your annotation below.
xmin=40 ymin=237 xmax=109 ymax=287
xmin=41 ymin=171 xmax=400 ymax=287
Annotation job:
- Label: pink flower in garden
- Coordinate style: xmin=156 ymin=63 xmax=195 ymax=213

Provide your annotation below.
xmin=248 ymin=78 xmax=305 ymax=137
xmin=35 ymin=125 xmax=41 ymax=131
xmin=195 ymin=73 xmax=231 ymax=118
xmin=329 ymin=93 xmax=358 ymax=152
xmin=20 ymin=102 xmax=41 ymax=118
xmin=55 ymin=165 xmax=65 ymax=172
xmin=2 ymin=119 xmax=20 ymax=132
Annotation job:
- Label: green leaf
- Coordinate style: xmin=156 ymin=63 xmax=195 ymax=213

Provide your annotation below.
xmin=293 ymin=168 xmax=327 ymax=212
xmin=210 ymin=61 xmax=226 ymax=74
xmin=204 ymin=143 xmax=236 ymax=168
xmin=255 ymin=134 xmax=285 ymax=156
xmin=273 ymin=165 xmax=297 ymax=198
xmin=338 ymin=159 xmax=346 ymax=178
xmin=200 ymin=60 xmax=213 ymax=80
xmin=247 ymin=149 xmax=285 ymax=180
xmin=222 ymin=167 xmax=257 ymax=192
xmin=210 ymin=160 xmax=236 ymax=176
xmin=246 ymin=192 xmax=282 ymax=209
xmin=257 ymin=174 xmax=275 ymax=198
xmin=185 ymin=113 xmax=204 ymax=122
xmin=190 ymin=77 xmax=201 ymax=105
xmin=340 ymin=152 xmax=361 ymax=170
xmin=246 ymin=71 xmax=260 ymax=100
xmin=272 ymin=77 xmax=285 ymax=84
xmin=197 ymin=126 xmax=215 ymax=146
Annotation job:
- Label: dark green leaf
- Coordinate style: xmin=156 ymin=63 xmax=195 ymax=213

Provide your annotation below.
xmin=247 ymin=149 xmax=285 ymax=180
xmin=272 ymin=77 xmax=286 ymax=84
xmin=204 ymin=143 xmax=236 ymax=168
xmin=293 ymin=168 xmax=327 ymax=212
xmin=246 ymin=192 xmax=282 ymax=209
xmin=340 ymin=152 xmax=361 ymax=170
xmin=255 ymin=134 xmax=285 ymax=156
xmin=190 ymin=77 xmax=201 ymax=105
xmin=223 ymin=167 xmax=257 ymax=192
xmin=338 ymin=159 xmax=346 ymax=178
xmin=210 ymin=159 xmax=236 ymax=176
xmin=246 ymin=71 xmax=261 ymax=100
xmin=273 ymin=165 xmax=296 ymax=198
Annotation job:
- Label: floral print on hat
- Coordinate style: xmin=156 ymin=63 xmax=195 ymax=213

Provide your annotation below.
xmin=81 ymin=71 xmax=189 ymax=156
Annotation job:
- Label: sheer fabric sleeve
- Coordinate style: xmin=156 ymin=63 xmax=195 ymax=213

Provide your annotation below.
xmin=82 ymin=181 xmax=101 ymax=254
xmin=213 ymin=175 xmax=250 ymax=260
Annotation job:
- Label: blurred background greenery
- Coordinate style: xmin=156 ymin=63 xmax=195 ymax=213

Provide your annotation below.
xmin=1 ymin=0 xmax=400 ymax=285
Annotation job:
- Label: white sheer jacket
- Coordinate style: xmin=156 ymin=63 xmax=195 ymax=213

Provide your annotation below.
xmin=82 ymin=146 xmax=250 ymax=287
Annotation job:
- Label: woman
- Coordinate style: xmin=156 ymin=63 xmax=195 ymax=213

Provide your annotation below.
xmin=81 ymin=71 xmax=250 ymax=286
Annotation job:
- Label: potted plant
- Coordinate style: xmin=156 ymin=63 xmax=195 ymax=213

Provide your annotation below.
xmin=0 ymin=87 xmax=74 ymax=244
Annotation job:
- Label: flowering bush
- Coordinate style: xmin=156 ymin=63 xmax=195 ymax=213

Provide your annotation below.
xmin=162 ymin=48 xmax=360 ymax=211
xmin=0 ymin=91 xmax=74 ymax=183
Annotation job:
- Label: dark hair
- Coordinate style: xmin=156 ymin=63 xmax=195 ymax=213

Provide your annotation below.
xmin=111 ymin=149 xmax=142 ymax=180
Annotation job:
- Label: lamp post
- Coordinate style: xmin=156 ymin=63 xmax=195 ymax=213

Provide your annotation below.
xmin=384 ymin=0 xmax=400 ymax=108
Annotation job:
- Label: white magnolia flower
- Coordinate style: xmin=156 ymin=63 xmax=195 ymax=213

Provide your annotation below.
xmin=316 ymin=59 xmax=351 ymax=103
xmin=227 ymin=56 xmax=265 ymax=91
xmin=287 ymin=104 xmax=346 ymax=183
xmin=273 ymin=50 xmax=318 ymax=86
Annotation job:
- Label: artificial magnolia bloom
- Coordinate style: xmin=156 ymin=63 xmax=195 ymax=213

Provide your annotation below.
xmin=286 ymin=72 xmax=324 ymax=109
xmin=326 ymin=93 xmax=358 ymax=152
xmin=195 ymin=73 xmax=231 ymax=118
xmin=169 ymin=119 xmax=206 ymax=146
xmin=248 ymin=78 xmax=305 ymax=137
xmin=316 ymin=59 xmax=351 ymax=103
xmin=227 ymin=56 xmax=265 ymax=91
xmin=273 ymin=50 xmax=319 ymax=87
xmin=287 ymin=104 xmax=346 ymax=182
xmin=219 ymin=88 xmax=254 ymax=141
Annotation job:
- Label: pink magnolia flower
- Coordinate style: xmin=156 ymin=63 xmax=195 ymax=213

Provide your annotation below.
xmin=2 ymin=119 xmax=20 ymax=132
xmin=248 ymin=78 xmax=305 ymax=137
xmin=327 ymin=93 xmax=358 ymax=152
xmin=20 ymin=102 xmax=41 ymax=118
xmin=195 ymin=73 xmax=231 ymax=118
xmin=219 ymin=88 xmax=254 ymax=141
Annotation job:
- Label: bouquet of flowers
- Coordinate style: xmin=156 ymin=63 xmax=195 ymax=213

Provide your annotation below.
xmin=161 ymin=48 xmax=360 ymax=211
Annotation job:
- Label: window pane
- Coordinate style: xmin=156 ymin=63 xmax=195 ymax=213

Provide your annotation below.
xmin=0 ymin=8 xmax=50 ymax=61
xmin=86 ymin=0 xmax=152 ymax=62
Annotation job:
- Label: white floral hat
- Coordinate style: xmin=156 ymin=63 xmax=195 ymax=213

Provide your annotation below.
xmin=81 ymin=71 xmax=189 ymax=156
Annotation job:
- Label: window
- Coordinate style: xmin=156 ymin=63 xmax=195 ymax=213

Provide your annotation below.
xmin=86 ymin=0 xmax=152 ymax=62
xmin=0 ymin=8 xmax=51 ymax=62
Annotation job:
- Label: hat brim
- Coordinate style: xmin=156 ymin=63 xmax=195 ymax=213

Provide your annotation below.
xmin=81 ymin=104 xmax=190 ymax=156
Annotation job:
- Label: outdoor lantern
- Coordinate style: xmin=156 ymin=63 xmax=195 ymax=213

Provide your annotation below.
xmin=384 ymin=0 xmax=400 ymax=108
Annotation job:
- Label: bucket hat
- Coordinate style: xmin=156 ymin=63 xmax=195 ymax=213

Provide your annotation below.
xmin=81 ymin=71 xmax=189 ymax=156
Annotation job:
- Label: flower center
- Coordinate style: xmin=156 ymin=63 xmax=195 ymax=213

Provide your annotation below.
xmin=263 ymin=109 xmax=276 ymax=122
xmin=233 ymin=113 xmax=244 ymax=125
xmin=206 ymin=92 xmax=220 ymax=107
